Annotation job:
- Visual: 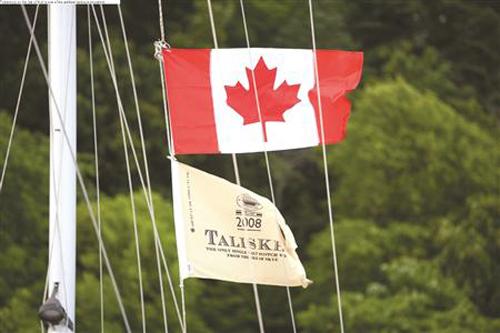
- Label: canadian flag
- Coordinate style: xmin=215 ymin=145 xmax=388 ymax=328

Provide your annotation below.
xmin=162 ymin=48 xmax=363 ymax=154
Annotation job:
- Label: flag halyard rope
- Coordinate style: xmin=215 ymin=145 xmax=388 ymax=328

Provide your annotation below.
xmin=180 ymin=283 xmax=187 ymax=333
xmin=158 ymin=0 xmax=166 ymax=42
xmin=157 ymin=48 xmax=186 ymax=333
xmin=21 ymin=6 xmax=133 ymax=332
xmin=156 ymin=44 xmax=174 ymax=158
xmin=307 ymin=1 xmax=345 ymax=332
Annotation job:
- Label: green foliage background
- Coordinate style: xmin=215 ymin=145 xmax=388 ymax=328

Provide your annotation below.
xmin=0 ymin=1 xmax=499 ymax=332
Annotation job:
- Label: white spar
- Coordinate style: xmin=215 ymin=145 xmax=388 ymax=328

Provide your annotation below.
xmin=47 ymin=4 xmax=76 ymax=332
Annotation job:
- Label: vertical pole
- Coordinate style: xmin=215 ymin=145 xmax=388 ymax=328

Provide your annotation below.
xmin=48 ymin=4 xmax=76 ymax=332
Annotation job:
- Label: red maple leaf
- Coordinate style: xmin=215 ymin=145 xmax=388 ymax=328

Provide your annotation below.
xmin=225 ymin=57 xmax=301 ymax=142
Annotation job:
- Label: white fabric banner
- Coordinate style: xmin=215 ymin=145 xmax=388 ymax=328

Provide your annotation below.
xmin=171 ymin=159 xmax=311 ymax=288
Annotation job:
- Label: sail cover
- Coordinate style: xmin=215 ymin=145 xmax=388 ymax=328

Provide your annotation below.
xmin=171 ymin=159 xmax=311 ymax=287
xmin=162 ymin=48 xmax=363 ymax=154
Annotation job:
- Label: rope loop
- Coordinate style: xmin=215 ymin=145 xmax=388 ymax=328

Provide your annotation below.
xmin=154 ymin=40 xmax=170 ymax=61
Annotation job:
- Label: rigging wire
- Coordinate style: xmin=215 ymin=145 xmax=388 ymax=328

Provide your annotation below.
xmin=0 ymin=5 xmax=37 ymax=195
xmin=117 ymin=6 xmax=170 ymax=332
xmin=237 ymin=1 xmax=298 ymax=332
xmin=156 ymin=46 xmax=174 ymax=157
xmin=98 ymin=6 xmax=147 ymax=332
xmin=180 ymin=283 xmax=187 ymax=333
xmin=307 ymin=1 xmax=345 ymax=332
xmin=87 ymin=6 xmax=105 ymax=332
xmin=205 ymin=1 xmax=265 ymax=332
xmin=156 ymin=41 xmax=186 ymax=333
xmin=157 ymin=44 xmax=186 ymax=333
xmin=90 ymin=6 xmax=184 ymax=329
xmin=155 ymin=0 xmax=173 ymax=156
xmin=20 ymin=6 xmax=133 ymax=332
xmin=158 ymin=0 xmax=166 ymax=42
xmin=206 ymin=0 xmax=218 ymax=49
xmin=155 ymin=3 xmax=185 ymax=332
xmin=1 ymin=0 xmax=37 ymax=265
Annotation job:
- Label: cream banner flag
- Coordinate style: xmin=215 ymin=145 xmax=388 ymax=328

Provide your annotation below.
xmin=171 ymin=160 xmax=311 ymax=288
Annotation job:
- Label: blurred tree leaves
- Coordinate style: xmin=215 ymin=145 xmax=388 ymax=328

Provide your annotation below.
xmin=0 ymin=112 xmax=48 ymax=332
xmin=332 ymin=79 xmax=499 ymax=222
xmin=76 ymin=191 xmax=210 ymax=332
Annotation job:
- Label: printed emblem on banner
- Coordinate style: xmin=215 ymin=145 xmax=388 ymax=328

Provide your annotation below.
xmin=235 ymin=194 xmax=263 ymax=231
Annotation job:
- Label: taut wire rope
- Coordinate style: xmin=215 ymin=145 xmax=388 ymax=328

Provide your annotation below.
xmin=21 ymin=5 xmax=132 ymax=332
xmin=238 ymin=1 xmax=298 ymax=332
xmin=206 ymin=1 xmax=265 ymax=332
xmin=307 ymin=1 xmax=345 ymax=332
xmin=157 ymin=57 xmax=184 ymax=332
xmin=158 ymin=0 xmax=166 ymax=42
xmin=90 ymin=6 xmax=183 ymax=329
xmin=180 ymin=281 xmax=187 ymax=333
xmin=155 ymin=1 xmax=187 ymax=330
xmin=0 ymin=6 xmax=35 ymax=195
xmin=155 ymin=41 xmax=183 ymax=332
xmin=155 ymin=44 xmax=174 ymax=156
xmin=98 ymin=6 xmax=147 ymax=332
xmin=87 ymin=6 xmax=104 ymax=332
xmin=157 ymin=42 xmax=186 ymax=333
xmin=117 ymin=6 xmax=169 ymax=332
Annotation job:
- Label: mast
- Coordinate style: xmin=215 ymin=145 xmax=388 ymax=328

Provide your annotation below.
xmin=46 ymin=4 xmax=77 ymax=332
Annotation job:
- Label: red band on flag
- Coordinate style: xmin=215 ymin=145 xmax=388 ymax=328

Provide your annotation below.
xmin=309 ymin=50 xmax=363 ymax=144
xmin=162 ymin=49 xmax=219 ymax=154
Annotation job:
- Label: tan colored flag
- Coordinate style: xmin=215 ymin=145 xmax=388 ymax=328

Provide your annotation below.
xmin=171 ymin=160 xmax=311 ymax=288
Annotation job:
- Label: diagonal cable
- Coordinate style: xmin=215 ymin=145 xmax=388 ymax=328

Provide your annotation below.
xmin=98 ymin=6 xmax=147 ymax=333
xmin=0 ymin=5 xmax=36 ymax=194
xmin=117 ymin=6 xmax=170 ymax=333
xmin=206 ymin=1 xmax=266 ymax=332
xmin=87 ymin=6 xmax=105 ymax=332
xmin=308 ymin=1 xmax=345 ymax=332
xmin=90 ymin=5 xmax=184 ymax=329
xmin=238 ymin=1 xmax=298 ymax=332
